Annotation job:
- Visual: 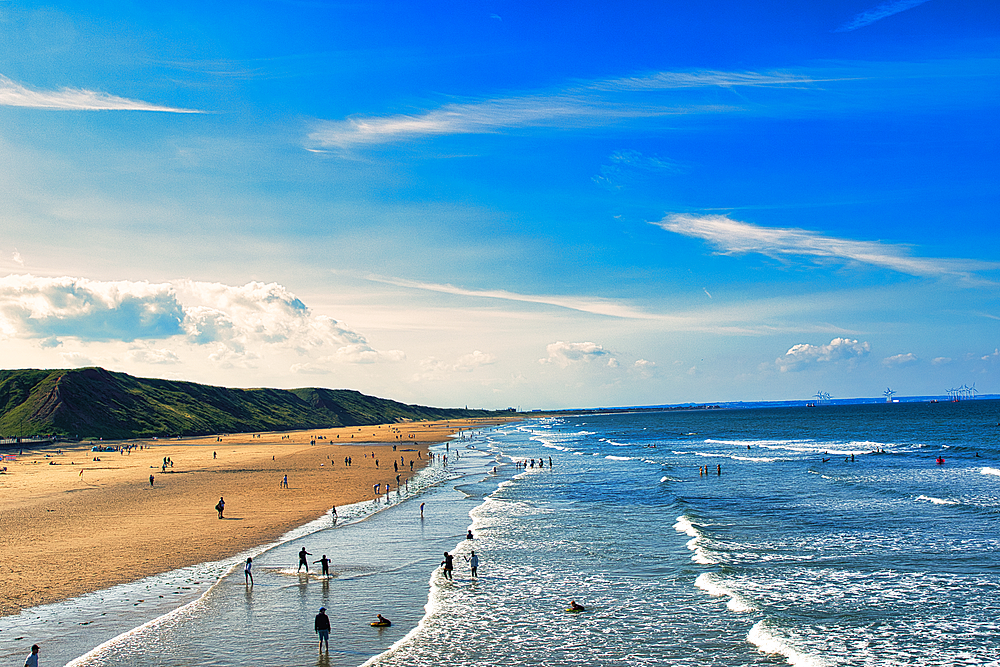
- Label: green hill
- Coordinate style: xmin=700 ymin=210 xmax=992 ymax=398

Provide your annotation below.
xmin=0 ymin=367 xmax=506 ymax=440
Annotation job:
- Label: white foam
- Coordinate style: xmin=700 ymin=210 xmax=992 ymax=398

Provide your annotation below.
xmin=916 ymin=494 xmax=960 ymax=506
xmin=747 ymin=620 xmax=831 ymax=667
xmin=605 ymin=455 xmax=633 ymax=461
xmin=694 ymin=573 xmax=757 ymax=612
xmin=982 ymin=467 xmax=1000 ymax=477
xmin=673 ymin=515 xmax=699 ymax=538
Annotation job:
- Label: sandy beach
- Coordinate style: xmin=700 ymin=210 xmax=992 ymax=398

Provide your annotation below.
xmin=0 ymin=418 xmax=514 ymax=618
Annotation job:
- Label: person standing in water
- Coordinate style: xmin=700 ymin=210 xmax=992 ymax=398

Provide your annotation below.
xmin=314 ymin=554 xmax=331 ymax=576
xmin=244 ymin=557 xmax=253 ymax=586
xmin=298 ymin=547 xmax=312 ymax=572
xmin=441 ymin=552 xmax=454 ymax=580
xmin=314 ymin=607 xmax=330 ymax=652
xmin=23 ymin=644 xmax=40 ymax=667
xmin=465 ymin=550 xmax=479 ymax=578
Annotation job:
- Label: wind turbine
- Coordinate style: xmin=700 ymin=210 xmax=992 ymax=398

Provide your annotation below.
xmin=884 ymin=387 xmax=896 ymax=403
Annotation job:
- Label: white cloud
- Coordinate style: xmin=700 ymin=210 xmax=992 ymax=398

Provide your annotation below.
xmin=59 ymin=351 xmax=93 ymax=367
xmin=11 ymin=249 xmax=23 ymax=266
xmin=414 ymin=350 xmax=496 ymax=381
xmin=0 ymin=275 xmax=185 ymax=341
xmin=307 ymin=70 xmax=821 ymax=148
xmin=777 ymin=338 xmax=871 ymax=372
xmin=335 ymin=344 xmax=405 ymax=364
xmin=834 ymin=0 xmax=932 ymax=33
xmin=931 ymin=357 xmax=952 ymax=366
xmin=0 ymin=74 xmax=200 ymax=112
xmin=0 ymin=274 xmax=402 ymax=368
xmin=366 ymin=274 xmax=656 ymax=319
xmin=654 ymin=213 xmax=999 ymax=285
xmin=883 ymin=352 xmax=918 ymax=368
xmin=634 ymin=359 xmax=657 ymax=369
xmin=126 ymin=347 xmax=181 ymax=365
xmin=539 ymin=341 xmax=615 ymax=367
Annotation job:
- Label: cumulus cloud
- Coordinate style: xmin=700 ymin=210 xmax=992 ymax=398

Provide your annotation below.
xmin=654 ymin=213 xmax=1000 ymax=285
xmin=539 ymin=341 xmax=616 ymax=368
xmin=0 ymin=274 xmax=403 ymax=367
xmin=883 ymin=352 xmax=918 ymax=368
xmin=834 ymin=0 xmax=932 ymax=33
xmin=932 ymin=357 xmax=952 ymax=366
xmin=776 ymin=338 xmax=871 ymax=372
xmin=0 ymin=74 xmax=200 ymax=112
xmin=0 ymin=275 xmax=184 ymax=341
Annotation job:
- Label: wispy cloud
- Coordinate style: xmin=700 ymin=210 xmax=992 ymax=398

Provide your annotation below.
xmin=0 ymin=75 xmax=201 ymax=112
xmin=654 ymin=213 xmax=1000 ymax=285
xmin=365 ymin=275 xmax=658 ymax=320
xmin=834 ymin=0 xmax=932 ymax=33
xmin=364 ymin=273 xmax=875 ymax=336
xmin=307 ymin=70 xmax=824 ymax=148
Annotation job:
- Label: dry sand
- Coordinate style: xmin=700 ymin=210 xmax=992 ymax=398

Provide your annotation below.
xmin=0 ymin=418 xmax=515 ymax=617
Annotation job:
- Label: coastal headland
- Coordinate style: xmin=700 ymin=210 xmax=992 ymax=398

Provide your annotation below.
xmin=0 ymin=417 xmax=516 ymax=617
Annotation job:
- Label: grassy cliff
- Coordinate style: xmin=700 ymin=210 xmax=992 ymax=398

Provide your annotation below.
xmin=0 ymin=367 xmax=505 ymax=440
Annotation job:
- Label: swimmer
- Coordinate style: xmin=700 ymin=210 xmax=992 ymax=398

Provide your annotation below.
xmin=569 ymin=600 xmax=585 ymax=611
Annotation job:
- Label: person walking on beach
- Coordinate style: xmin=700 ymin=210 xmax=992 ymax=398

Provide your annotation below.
xmin=281 ymin=474 xmax=288 ymax=489
xmin=314 ymin=607 xmax=331 ymax=652
xmin=298 ymin=547 xmax=312 ymax=572
xmin=149 ymin=474 xmax=154 ymax=487
xmin=465 ymin=550 xmax=479 ymax=578
xmin=244 ymin=557 xmax=253 ymax=586
xmin=24 ymin=644 xmax=40 ymax=667
xmin=314 ymin=554 xmax=331 ymax=576
xmin=441 ymin=552 xmax=454 ymax=580
xmin=216 ymin=497 xmax=225 ymax=519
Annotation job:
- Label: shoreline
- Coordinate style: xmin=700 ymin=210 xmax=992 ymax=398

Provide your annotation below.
xmin=0 ymin=417 xmax=517 ymax=618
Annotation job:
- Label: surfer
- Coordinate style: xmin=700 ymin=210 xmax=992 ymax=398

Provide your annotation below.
xmin=568 ymin=600 xmax=585 ymax=612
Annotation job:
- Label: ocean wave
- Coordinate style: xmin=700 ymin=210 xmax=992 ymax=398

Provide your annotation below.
xmin=747 ymin=620 xmax=831 ymax=667
xmin=694 ymin=573 xmax=757 ymax=613
xmin=982 ymin=467 xmax=1000 ymax=477
xmin=605 ymin=455 xmax=633 ymax=461
xmin=673 ymin=515 xmax=699 ymax=538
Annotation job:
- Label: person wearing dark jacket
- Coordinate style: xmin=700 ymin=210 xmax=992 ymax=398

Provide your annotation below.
xmin=315 ymin=607 xmax=331 ymax=652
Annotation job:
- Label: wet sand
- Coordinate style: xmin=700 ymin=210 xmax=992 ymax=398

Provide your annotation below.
xmin=0 ymin=418 xmax=514 ymax=617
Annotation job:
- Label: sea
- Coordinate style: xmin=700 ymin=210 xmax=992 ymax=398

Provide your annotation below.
xmin=2 ymin=400 xmax=999 ymax=667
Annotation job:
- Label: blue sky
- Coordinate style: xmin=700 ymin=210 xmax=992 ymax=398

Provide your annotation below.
xmin=0 ymin=0 xmax=997 ymax=409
